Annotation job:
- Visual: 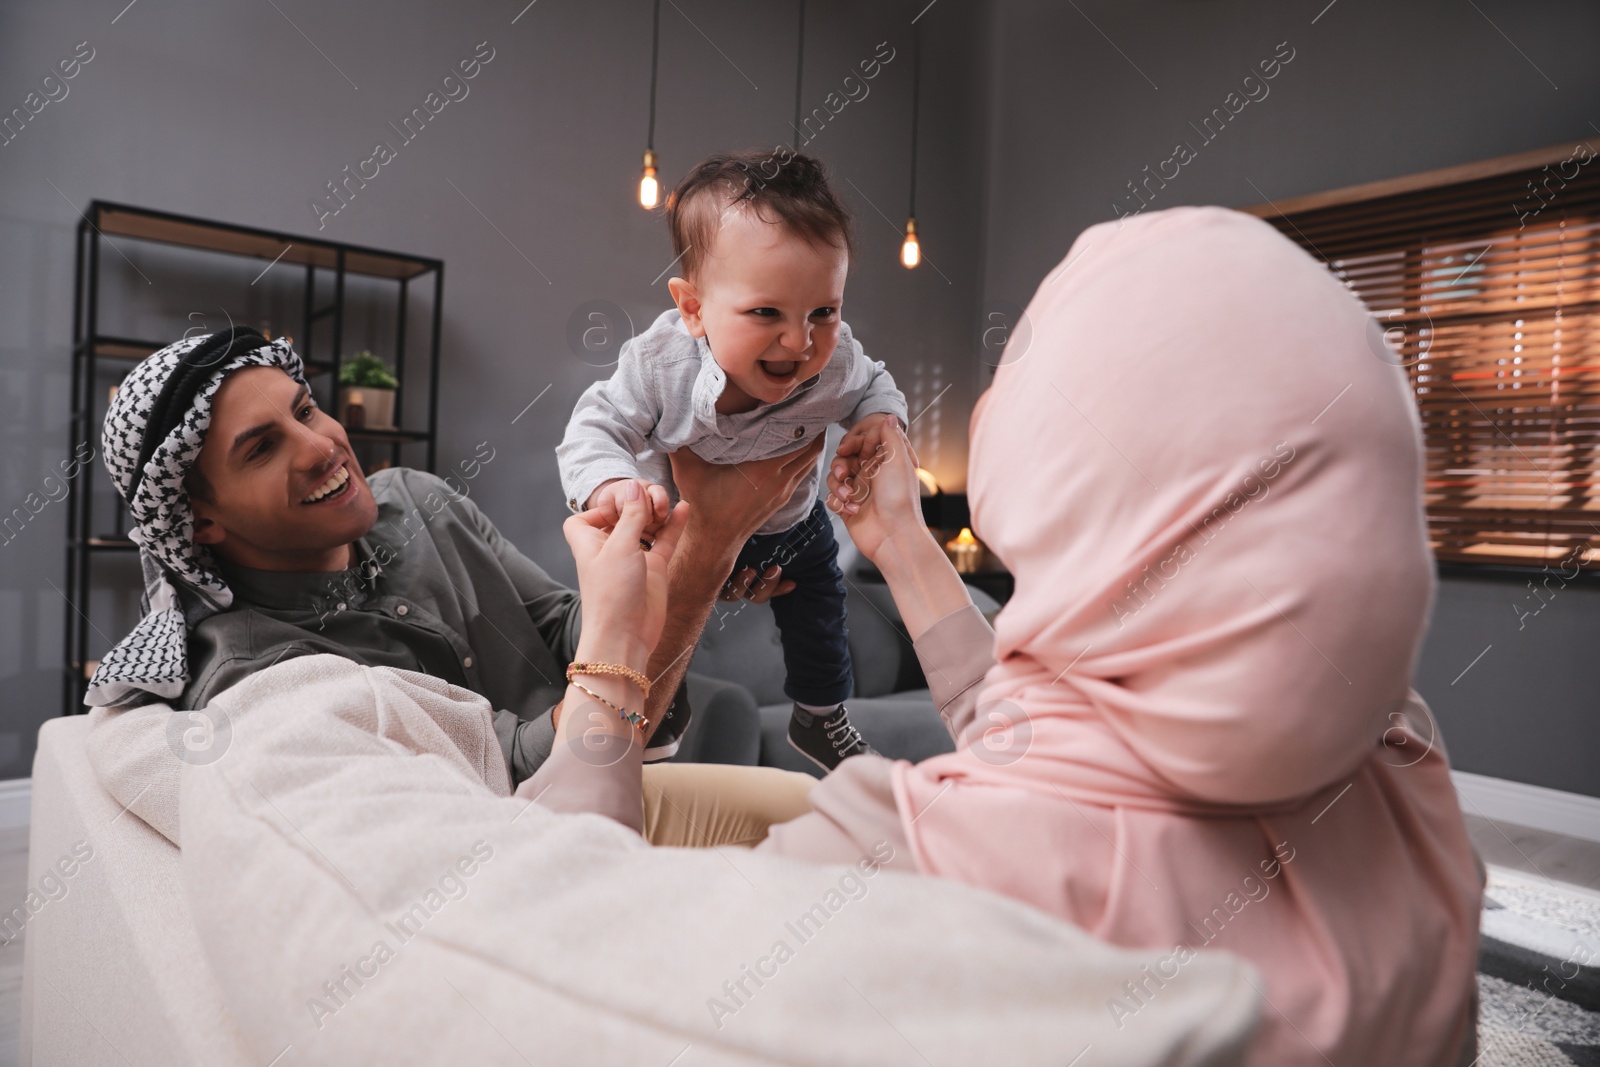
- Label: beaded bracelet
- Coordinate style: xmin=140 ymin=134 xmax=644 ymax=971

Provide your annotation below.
xmin=566 ymin=661 xmax=652 ymax=698
xmin=567 ymin=678 xmax=649 ymax=736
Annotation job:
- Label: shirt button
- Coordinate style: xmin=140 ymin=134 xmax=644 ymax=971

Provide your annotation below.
xmin=336 ymin=602 xmax=347 ymax=612
xmin=793 ymin=426 xmax=805 ymax=439
xmin=462 ymin=656 xmax=474 ymax=669
xmin=396 ymin=604 xmax=408 ymax=616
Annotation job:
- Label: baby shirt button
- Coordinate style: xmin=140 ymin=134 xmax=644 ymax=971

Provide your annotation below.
xmin=793 ymin=426 xmax=805 ymax=439
xmin=396 ymin=604 xmax=409 ymax=616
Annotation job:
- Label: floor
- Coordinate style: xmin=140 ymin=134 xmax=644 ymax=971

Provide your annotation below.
xmin=0 ymin=816 xmax=1590 ymax=1065
xmin=1465 ymin=813 xmax=1600 ymax=896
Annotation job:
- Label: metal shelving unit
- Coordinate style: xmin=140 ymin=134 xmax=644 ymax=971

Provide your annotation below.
xmin=63 ymin=200 xmax=445 ymax=713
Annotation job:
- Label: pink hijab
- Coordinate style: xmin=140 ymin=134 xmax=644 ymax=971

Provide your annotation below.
xmin=894 ymin=207 xmax=1480 ymax=1066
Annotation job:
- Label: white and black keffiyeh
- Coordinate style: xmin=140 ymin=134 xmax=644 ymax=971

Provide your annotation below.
xmin=85 ymin=328 xmax=307 ymax=707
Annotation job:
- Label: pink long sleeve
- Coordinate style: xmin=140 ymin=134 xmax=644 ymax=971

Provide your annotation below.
xmin=756 ymin=604 xmax=996 ymax=868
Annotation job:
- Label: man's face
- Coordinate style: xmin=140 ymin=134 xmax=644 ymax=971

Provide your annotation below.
xmin=670 ymin=206 xmax=848 ymax=408
xmin=189 ymin=366 xmax=378 ymax=571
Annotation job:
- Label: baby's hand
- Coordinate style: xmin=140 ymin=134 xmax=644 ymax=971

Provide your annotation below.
xmin=583 ymin=478 xmax=673 ymax=535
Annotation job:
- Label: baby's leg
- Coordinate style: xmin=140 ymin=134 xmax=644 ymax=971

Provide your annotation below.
xmin=761 ymin=502 xmax=853 ymax=708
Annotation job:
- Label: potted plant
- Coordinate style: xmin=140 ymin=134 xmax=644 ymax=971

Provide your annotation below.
xmin=337 ymin=351 xmax=398 ymax=430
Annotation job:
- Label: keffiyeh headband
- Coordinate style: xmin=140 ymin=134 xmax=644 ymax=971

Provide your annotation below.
xmin=85 ymin=328 xmax=308 ymax=707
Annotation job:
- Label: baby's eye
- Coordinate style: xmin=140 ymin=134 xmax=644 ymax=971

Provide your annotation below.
xmin=810 ymin=307 xmax=838 ymax=320
xmin=747 ymin=307 xmax=780 ymax=318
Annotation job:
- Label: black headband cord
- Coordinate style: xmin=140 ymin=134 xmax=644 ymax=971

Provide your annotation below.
xmin=128 ymin=326 xmax=270 ymax=500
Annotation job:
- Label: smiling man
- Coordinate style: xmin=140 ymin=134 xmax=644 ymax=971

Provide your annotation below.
xmin=87 ymin=326 xmax=820 ymax=846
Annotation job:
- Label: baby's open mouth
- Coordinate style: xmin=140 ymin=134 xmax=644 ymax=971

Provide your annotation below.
xmin=759 ymin=359 xmax=799 ymax=380
xmin=302 ymin=465 xmax=352 ymax=505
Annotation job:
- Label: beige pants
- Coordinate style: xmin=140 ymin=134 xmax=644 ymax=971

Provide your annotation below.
xmin=640 ymin=763 xmax=818 ymax=848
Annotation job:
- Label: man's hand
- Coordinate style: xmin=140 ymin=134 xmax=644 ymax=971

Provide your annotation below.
xmin=719 ymin=564 xmax=795 ymax=603
xmin=668 ymin=436 xmax=826 ymax=555
xmin=583 ymin=478 xmax=673 ymax=537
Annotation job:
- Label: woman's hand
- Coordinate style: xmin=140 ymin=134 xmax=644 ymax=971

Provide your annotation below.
xmin=826 ymin=417 xmax=925 ymax=566
xmin=563 ymin=481 xmax=690 ymax=667
xmin=827 ymin=419 xmax=976 ymax=641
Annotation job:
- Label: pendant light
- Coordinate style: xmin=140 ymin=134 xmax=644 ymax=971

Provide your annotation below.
xmin=791 ymin=0 xmax=806 ymax=149
xmin=901 ymin=22 xmax=921 ymax=268
xmin=638 ymin=0 xmax=663 ymax=208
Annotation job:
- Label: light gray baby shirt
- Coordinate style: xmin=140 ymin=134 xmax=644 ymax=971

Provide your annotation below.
xmin=557 ymin=309 xmax=907 ymax=536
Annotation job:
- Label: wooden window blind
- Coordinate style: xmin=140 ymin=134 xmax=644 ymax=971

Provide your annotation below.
xmin=1247 ymin=140 xmax=1600 ymax=570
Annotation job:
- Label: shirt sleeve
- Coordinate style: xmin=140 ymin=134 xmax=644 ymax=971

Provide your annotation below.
xmin=495 ymin=705 xmax=558 ymax=788
xmin=555 ymin=338 xmax=661 ymax=513
xmin=911 ymin=603 xmax=997 ymax=741
xmin=445 ymin=486 xmax=584 ymax=662
xmin=755 ymin=603 xmax=996 ymax=866
xmin=841 ymin=334 xmax=910 ymax=430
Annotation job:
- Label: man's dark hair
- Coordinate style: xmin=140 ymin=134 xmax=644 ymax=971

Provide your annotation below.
xmin=664 ymin=149 xmax=853 ymax=280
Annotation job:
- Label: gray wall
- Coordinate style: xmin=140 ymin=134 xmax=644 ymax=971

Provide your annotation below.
xmin=0 ymin=0 xmax=990 ymax=780
xmin=4 ymin=0 xmax=1595 ymax=798
xmin=976 ymin=0 xmax=1600 ymax=797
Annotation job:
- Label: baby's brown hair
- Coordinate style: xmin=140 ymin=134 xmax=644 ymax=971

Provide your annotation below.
xmin=664 ymin=149 xmax=853 ymax=280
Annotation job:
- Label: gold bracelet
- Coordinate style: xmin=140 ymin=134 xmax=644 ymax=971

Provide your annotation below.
xmin=566 ymin=661 xmax=652 ymax=698
xmin=567 ymin=679 xmax=649 ymax=736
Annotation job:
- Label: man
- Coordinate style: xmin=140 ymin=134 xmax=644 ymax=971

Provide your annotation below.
xmin=87 ymin=327 xmax=817 ymax=845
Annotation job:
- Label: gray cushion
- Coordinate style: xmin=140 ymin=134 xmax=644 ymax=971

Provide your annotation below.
xmin=757 ymin=693 xmax=957 ymax=779
xmin=688 ymin=581 xmax=914 ymax=705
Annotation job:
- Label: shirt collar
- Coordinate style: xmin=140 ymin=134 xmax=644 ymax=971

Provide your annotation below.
xmin=217 ymin=536 xmax=382 ymax=613
xmin=691 ymin=333 xmax=824 ymax=429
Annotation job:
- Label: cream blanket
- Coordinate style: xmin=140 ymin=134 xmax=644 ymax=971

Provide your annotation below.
xmin=90 ymin=654 xmax=1261 ymax=1065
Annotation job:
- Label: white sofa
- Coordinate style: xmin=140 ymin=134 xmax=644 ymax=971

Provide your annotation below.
xmin=23 ymin=657 xmax=1262 ymax=1067
xmin=23 ymin=715 xmax=250 ymax=1065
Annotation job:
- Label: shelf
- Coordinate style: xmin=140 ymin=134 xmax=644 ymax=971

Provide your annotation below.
xmin=79 ymin=336 xmax=331 ymax=375
xmin=85 ymin=335 xmax=163 ymax=360
xmin=67 ymin=199 xmax=445 ymax=716
xmin=93 ymin=202 xmax=439 ymax=281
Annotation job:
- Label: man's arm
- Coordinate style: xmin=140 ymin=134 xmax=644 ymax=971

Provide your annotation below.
xmin=639 ymin=438 xmax=829 ymax=733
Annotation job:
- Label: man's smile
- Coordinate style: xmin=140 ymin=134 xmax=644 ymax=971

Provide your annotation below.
xmin=301 ymin=464 xmax=353 ymax=505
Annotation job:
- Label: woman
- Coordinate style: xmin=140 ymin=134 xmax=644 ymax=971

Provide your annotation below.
xmin=532 ymin=206 xmax=1483 ymax=1066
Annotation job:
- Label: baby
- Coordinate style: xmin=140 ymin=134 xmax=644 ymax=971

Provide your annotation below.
xmin=557 ymin=149 xmax=908 ymax=773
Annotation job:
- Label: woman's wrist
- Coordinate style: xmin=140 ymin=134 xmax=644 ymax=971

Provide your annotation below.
xmin=572 ymin=630 xmax=650 ymax=674
xmin=874 ymin=524 xmax=945 ymax=582
xmin=872 ymin=524 xmax=975 ymax=641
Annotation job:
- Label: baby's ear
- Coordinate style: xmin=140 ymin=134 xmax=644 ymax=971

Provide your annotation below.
xmin=667 ymin=277 xmax=706 ymax=337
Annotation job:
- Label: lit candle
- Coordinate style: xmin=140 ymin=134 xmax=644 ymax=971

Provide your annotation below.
xmin=945 ymin=526 xmax=982 ymax=574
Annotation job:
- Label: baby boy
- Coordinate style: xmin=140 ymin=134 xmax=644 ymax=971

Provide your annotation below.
xmin=557 ymin=149 xmax=908 ymax=773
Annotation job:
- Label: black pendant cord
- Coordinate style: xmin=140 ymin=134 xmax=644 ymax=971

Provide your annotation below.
xmin=908 ymin=20 xmax=920 ymax=217
xmin=647 ymin=0 xmax=662 ymax=150
xmin=792 ymin=0 xmax=806 ymax=145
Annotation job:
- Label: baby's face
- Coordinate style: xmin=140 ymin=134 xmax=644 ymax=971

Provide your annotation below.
xmin=677 ymin=207 xmax=847 ymax=408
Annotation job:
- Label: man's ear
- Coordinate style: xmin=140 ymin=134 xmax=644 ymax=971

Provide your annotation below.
xmin=190 ymin=496 xmax=225 ymax=547
xmin=667 ymin=277 xmax=706 ymax=337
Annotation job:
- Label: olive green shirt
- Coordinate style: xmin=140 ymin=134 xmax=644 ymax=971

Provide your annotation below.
xmin=178 ymin=466 xmax=666 ymax=786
